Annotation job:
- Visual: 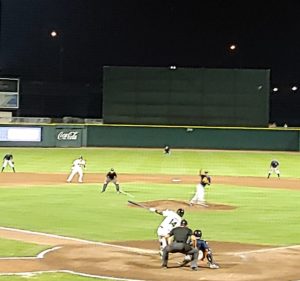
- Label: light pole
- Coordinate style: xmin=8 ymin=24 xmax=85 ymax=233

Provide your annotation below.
xmin=50 ymin=30 xmax=64 ymax=81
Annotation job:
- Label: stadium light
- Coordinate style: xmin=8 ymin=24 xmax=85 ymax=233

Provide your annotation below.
xmin=291 ymin=86 xmax=298 ymax=92
xmin=50 ymin=30 xmax=58 ymax=38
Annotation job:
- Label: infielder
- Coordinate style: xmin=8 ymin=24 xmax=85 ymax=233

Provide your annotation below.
xmin=267 ymin=159 xmax=280 ymax=178
xmin=67 ymin=156 xmax=86 ymax=183
xmin=149 ymin=207 xmax=184 ymax=256
xmin=190 ymin=169 xmax=211 ymax=206
xmin=1 ymin=153 xmax=16 ymax=173
xmin=101 ymin=168 xmax=120 ymax=193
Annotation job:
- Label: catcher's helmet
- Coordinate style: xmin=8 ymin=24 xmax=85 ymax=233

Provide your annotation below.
xmin=181 ymin=219 xmax=188 ymax=226
xmin=194 ymin=229 xmax=202 ymax=238
xmin=176 ymin=208 xmax=184 ymax=217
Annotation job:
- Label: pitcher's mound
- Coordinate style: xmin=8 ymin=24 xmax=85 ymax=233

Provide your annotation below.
xmin=128 ymin=199 xmax=235 ymax=211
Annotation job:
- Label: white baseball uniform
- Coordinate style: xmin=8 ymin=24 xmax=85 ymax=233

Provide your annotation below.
xmin=67 ymin=158 xmax=86 ymax=183
xmin=190 ymin=183 xmax=205 ymax=204
xmin=157 ymin=210 xmax=182 ymax=252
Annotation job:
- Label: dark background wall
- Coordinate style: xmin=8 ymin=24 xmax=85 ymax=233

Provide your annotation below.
xmin=103 ymin=66 xmax=269 ymax=127
xmin=3 ymin=72 xmax=300 ymax=128
xmin=16 ymin=81 xmax=101 ymax=118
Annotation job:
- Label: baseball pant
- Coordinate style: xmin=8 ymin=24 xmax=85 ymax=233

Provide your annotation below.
xmin=162 ymin=242 xmax=199 ymax=268
xmin=190 ymin=183 xmax=205 ymax=204
xmin=67 ymin=167 xmax=84 ymax=183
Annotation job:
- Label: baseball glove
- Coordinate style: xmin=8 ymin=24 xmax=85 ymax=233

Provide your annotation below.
xmin=202 ymin=177 xmax=209 ymax=184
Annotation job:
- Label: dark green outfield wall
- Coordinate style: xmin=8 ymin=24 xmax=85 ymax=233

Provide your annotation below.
xmin=0 ymin=124 xmax=299 ymax=151
xmin=86 ymin=125 xmax=299 ymax=151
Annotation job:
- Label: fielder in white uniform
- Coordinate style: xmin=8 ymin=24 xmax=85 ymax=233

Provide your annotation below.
xmin=149 ymin=207 xmax=184 ymax=255
xmin=67 ymin=156 xmax=86 ymax=183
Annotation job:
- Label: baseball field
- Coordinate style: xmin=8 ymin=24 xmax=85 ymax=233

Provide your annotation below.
xmin=0 ymin=147 xmax=299 ymax=281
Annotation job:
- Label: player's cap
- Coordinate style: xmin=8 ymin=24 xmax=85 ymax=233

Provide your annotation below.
xmin=110 ymin=168 xmax=114 ymax=171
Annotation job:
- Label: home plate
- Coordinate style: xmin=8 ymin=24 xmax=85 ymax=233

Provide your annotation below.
xmin=172 ymin=178 xmax=182 ymax=182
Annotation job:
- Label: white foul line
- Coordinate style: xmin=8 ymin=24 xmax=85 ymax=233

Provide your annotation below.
xmin=229 ymin=244 xmax=300 ymax=256
xmin=0 ymin=226 xmax=156 ymax=254
xmin=0 ymin=270 xmax=145 ymax=281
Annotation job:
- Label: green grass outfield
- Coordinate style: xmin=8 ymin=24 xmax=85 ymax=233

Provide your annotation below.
xmin=0 ymin=147 xmax=299 ymax=281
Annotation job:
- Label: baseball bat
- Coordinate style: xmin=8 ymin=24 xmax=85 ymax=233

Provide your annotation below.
xmin=128 ymin=200 xmax=148 ymax=209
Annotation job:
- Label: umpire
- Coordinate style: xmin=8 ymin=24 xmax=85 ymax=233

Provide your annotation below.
xmin=162 ymin=219 xmax=199 ymax=270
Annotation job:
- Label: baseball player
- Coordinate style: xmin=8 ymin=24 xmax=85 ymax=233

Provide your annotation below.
xmin=66 ymin=156 xmax=86 ymax=183
xmin=161 ymin=219 xmax=199 ymax=270
xmin=149 ymin=207 xmax=184 ymax=256
xmin=190 ymin=169 xmax=211 ymax=206
xmin=101 ymin=168 xmax=120 ymax=193
xmin=267 ymin=159 xmax=280 ymax=178
xmin=180 ymin=229 xmax=219 ymax=269
xmin=164 ymin=145 xmax=171 ymax=154
xmin=1 ymin=153 xmax=16 ymax=173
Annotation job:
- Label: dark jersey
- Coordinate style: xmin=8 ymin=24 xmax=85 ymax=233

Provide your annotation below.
xmin=107 ymin=171 xmax=117 ymax=180
xmin=164 ymin=146 xmax=170 ymax=153
xmin=3 ymin=154 xmax=13 ymax=160
xmin=195 ymin=238 xmax=209 ymax=251
xmin=200 ymin=174 xmax=211 ymax=187
xmin=169 ymin=226 xmax=193 ymax=243
xmin=270 ymin=160 xmax=279 ymax=168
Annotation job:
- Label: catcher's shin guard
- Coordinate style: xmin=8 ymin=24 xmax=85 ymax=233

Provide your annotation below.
xmin=207 ymin=250 xmax=215 ymax=263
xmin=207 ymin=250 xmax=220 ymax=268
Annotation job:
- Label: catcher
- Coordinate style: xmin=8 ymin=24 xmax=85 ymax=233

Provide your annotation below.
xmin=189 ymin=169 xmax=211 ymax=206
xmin=181 ymin=229 xmax=219 ymax=269
xmin=1 ymin=153 xmax=16 ymax=173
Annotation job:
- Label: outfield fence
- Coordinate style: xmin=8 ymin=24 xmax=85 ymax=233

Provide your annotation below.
xmin=0 ymin=121 xmax=299 ymax=151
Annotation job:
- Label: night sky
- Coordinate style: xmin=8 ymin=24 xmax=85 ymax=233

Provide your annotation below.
xmin=1 ymin=0 xmax=300 ymax=88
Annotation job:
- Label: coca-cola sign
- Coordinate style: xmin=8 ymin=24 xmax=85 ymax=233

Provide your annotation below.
xmin=57 ymin=131 xmax=79 ymax=141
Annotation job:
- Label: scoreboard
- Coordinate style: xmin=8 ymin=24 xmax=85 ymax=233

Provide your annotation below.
xmin=0 ymin=78 xmax=19 ymax=109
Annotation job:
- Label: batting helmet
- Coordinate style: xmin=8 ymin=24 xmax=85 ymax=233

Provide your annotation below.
xmin=181 ymin=219 xmax=188 ymax=226
xmin=194 ymin=229 xmax=202 ymax=238
xmin=176 ymin=208 xmax=184 ymax=217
